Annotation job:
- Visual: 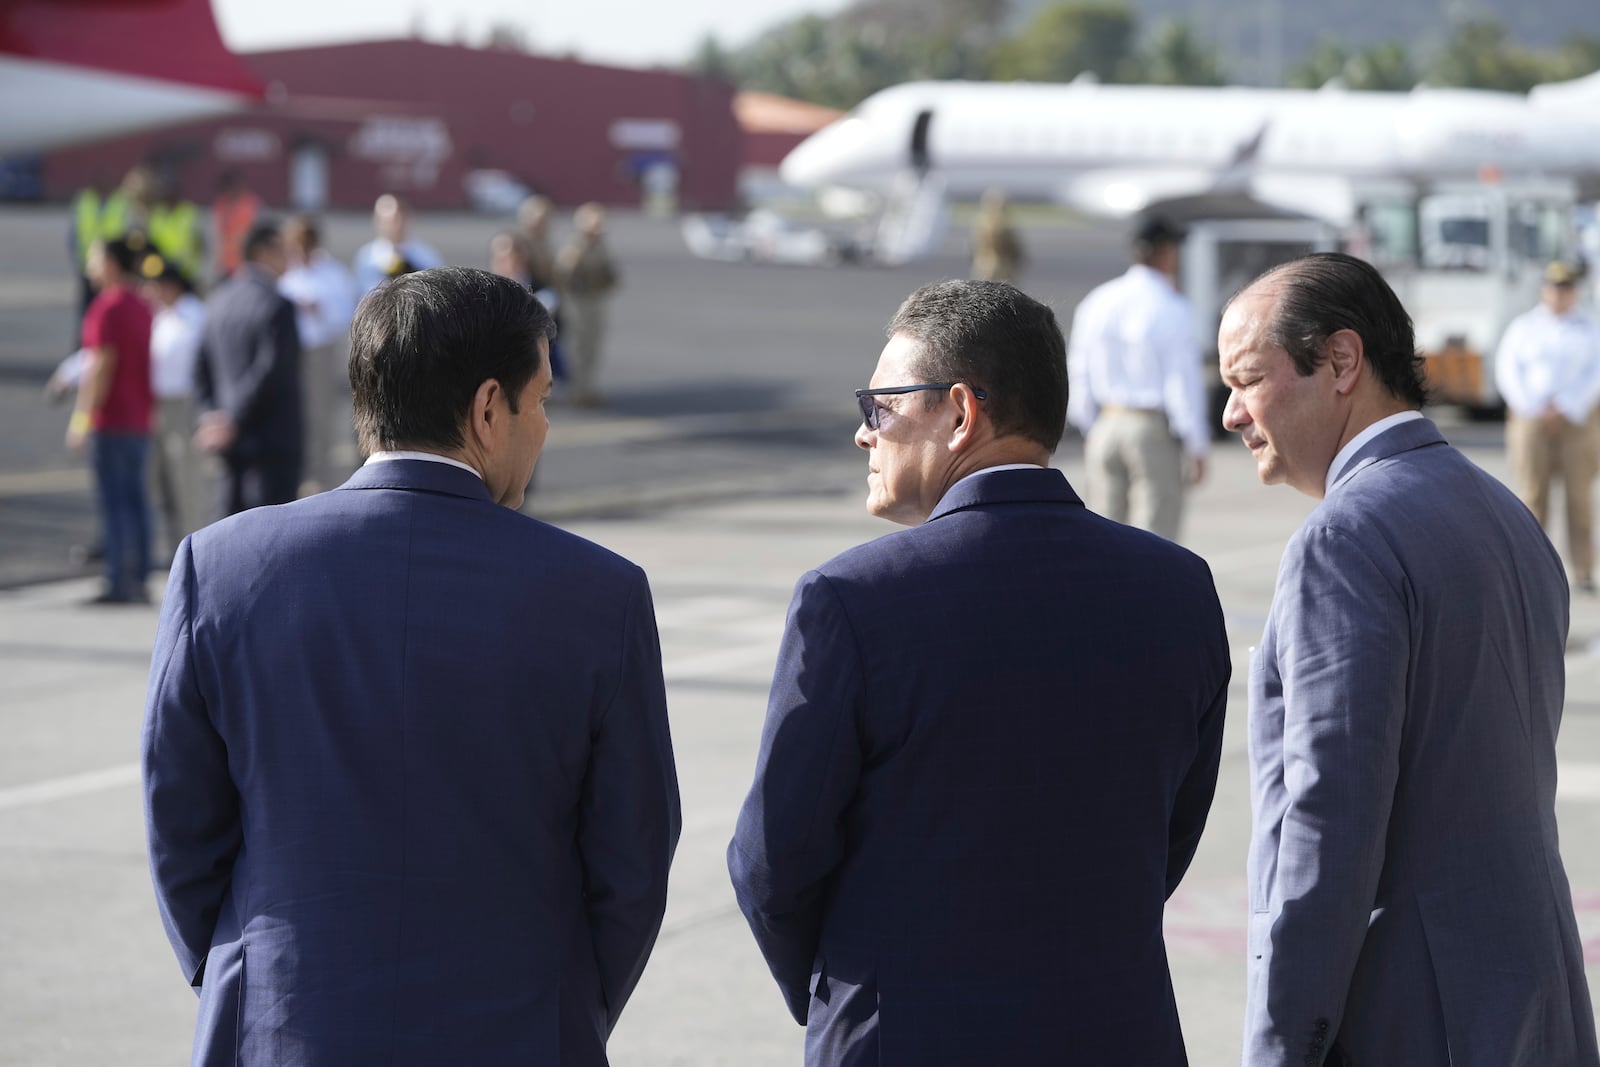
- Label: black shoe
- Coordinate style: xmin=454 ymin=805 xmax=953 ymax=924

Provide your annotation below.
xmin=84 ymin=590 xmax=132 ymax=606
xmin=1577 ymin=580 xmax=1597 ymax=597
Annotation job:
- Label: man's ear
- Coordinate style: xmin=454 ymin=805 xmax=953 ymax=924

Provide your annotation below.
xmin=1327 ymin=329 xmax=1363 ymax=395
xmin=947 ymin=383 xmax=984 ymax=453
xmin=470 ymin=378 xmax=501 ymax=450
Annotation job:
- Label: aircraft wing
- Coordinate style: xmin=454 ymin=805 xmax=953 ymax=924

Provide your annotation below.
xmin=1057 ymin=168 xmax=1225 ymax=218
xmin=0 ymin=0 xmax=263 ymax=154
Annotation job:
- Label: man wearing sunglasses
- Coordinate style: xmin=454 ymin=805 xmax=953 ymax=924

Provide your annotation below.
xmin=729 ymin=279 xmax=1231 ymax=1066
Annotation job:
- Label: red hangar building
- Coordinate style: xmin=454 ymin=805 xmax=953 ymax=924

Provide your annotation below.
xmin=40 ymin=38 xmax=744 ymax=212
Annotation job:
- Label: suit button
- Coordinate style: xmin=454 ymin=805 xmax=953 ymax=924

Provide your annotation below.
xmin=1316 ymin=1019 xmax=1329 ymax=1032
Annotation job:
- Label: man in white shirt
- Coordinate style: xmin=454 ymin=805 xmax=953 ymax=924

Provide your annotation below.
xmin=144 ymin=262 xmax=207 ymax=548
xmin=1495 ymin=260 xmax=1600 ymax=592
xmin=1067 ymin=216 xmax=1209 ymax=542
xmin=280 ymin=215 xmax=358 ymax=492
xmin=351 ymin=194 xmax=444 ymax=295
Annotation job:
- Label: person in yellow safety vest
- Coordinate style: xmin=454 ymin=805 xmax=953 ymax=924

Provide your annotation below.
xmin=70 ymin=172 xmax=131 ymax=343
xmin=148 ymin=177 xmax=206 ymax=288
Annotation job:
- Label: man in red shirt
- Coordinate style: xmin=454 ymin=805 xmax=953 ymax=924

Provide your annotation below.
xmin=70 ymin=236 xmax=155 ymax=603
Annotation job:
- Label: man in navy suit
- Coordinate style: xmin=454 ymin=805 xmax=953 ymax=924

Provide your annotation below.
xmin=143 ymin=267 xmax=681 ymax=1066
xmin=728 ymin=280 xmax=1231 ymax=1065
xmin=194 ymin=220 xmax=304 ymax=517
xmin=1220 ymin=253 xmax=1597 ymax=1065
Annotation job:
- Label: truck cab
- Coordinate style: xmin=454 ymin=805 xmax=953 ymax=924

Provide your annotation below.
xmin=1361 ymin=178 xmax=1578 ymax=414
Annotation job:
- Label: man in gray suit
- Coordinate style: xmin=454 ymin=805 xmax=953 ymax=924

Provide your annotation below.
xmin=1219 ymin=252 xmax=1598 ymax=1066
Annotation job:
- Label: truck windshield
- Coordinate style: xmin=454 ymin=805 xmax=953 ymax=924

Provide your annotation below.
xmin=1419 ymin=196 xmax=1493 ymax=272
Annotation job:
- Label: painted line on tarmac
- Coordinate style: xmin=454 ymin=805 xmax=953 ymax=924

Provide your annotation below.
xmin=0 ymin=762 xmax=138 ymax=812
xmin=0 ymin=467 xmax=88 ymax=498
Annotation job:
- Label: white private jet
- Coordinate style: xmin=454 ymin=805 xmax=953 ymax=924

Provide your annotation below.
xmin=780 ymin=73 xmax=1600 ymax=228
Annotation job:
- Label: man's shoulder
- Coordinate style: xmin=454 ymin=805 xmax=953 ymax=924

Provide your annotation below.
xmin=190 ymin=490 xmax=646 ymax=588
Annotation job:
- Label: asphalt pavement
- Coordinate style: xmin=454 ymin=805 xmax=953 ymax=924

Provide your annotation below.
xmin=0 ymin=204 xmax=1596 ymax=1064
xmin=2 ymin=426 xmax=1598 ymax=1065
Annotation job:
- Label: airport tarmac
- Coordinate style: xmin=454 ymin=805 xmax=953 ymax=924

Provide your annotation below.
xmin=1 ymin=204 xmax=1597 ymax=1062
xmin=2 ymin=426 xmax=1598 ymax=1066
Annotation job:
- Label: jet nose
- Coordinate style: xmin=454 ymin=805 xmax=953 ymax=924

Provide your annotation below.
xmin=780 ymin=117 xmax=875 ymax=188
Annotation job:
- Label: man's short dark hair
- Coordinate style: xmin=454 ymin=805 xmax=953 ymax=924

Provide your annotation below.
xmin=1244 ymin=252 xmax=1428 ymax=408
xmin=243 ymin=220 xmax=282 ymax=261
xmin=349 ymin=267 xmax=556 ymax=455
xmin=101 ymin=236 xmax=141 ymax=274
xmin=887 ymin=280 xmax=1068 ymax=451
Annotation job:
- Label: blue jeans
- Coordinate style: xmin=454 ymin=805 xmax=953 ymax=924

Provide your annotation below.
xmin=92 ymin=432 xmax=151 ymax=596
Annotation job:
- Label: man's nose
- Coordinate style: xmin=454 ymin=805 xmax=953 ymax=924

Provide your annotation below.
xmin=1221 ymin=390 xmax=1246 ymax=433
xmin=855 ymin=422 xmax=872 ymax=450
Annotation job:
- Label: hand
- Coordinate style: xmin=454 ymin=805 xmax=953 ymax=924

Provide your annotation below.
xmin=66 ymin=425 xmax=89 ymax=456
xmin=1186 ymin=454 xmax=1207 ymax=487
xmin=194 ymin=411 xmax=237 ymax=453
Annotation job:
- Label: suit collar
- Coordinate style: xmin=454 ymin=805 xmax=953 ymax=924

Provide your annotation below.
xmin=339 ymin=458 xmax=495 ymax=503
xmin=1327 ymin=415 xmax=1447 ymax=493
xmin=927 ymin=466 xmax=1083 ymax=522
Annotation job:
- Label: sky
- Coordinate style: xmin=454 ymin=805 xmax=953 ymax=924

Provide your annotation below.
xmin=212 ymin=0 xmax=853 ymax=68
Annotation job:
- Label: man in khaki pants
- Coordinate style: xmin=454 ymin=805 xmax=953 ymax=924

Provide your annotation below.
xmin=1067 ymin=217 xmax=1209 ymax=541
xmin=1496 ymin=260 xmax=1600 ymax=592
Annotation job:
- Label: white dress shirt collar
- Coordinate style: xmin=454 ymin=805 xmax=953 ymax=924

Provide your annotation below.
xmin=1325 ymin=410 xmax=1425 ymax=494
xmin=364 ymin=450 xmax=484 ymax=481
xmin=941 ymin=463 xmax=1046 ymax=503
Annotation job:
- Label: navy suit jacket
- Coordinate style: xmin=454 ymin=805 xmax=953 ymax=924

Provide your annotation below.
xmin=195 ymin=265 xmax=302 ymax=460
xmin=728 ymin=467 xmax=1231 ymax=1066
xmin=142 ymin=459 xmax=681 ymax=1066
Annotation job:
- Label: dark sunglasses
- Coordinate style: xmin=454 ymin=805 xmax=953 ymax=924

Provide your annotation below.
xmin=855 ymin=383 xmax=988 ymax=431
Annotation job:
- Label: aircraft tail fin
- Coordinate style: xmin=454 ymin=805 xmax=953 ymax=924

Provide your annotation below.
xmin=1530 ymin=69 xmax=1600 ymax=111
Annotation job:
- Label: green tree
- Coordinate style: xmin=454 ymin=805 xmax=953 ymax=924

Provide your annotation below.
xmin=989 ymin=2 xmax=1140 ymax=84
xmin=1288 ymin=35 xmax=1349 ymax=89
xmin=1140 ymin=19 xmax=1227 ymax=86
xmin=1544 ymin=34 xmax=1600 ymax=83
xmin=1427 ymin=20 xmax=1545 ymax=92
xmin=687 ymin=33 xmax=734 ymax=84
xmin=1345 ymin=42 xmax=1413 ymax=91
xmin=728 ymin=0 xmax=1011 ymax=108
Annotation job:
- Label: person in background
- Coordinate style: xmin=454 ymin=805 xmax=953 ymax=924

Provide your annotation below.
xmin=195 ymin=220 xmax=303 ymax=517
xmin=352 ymin=194 xmax=444 ymax=294
xmin=1495 ymin=259 xmax=1600 ymax=594
xmin=970 ymin=187 xmax=1024 ymax=283
xmin=211 ymin=170 xmax=260 ymax=281
xmin=556 ymin=202 xmax=619 ymax=407
xmin=71 ymin=236 xmax=155 ymax=605
xmin=142 ymin=257 xmax=207 ymax=552
xmin=68 ymin=169 xmax=123 ymax=340
xmin=148 ymin=176 xmax=206 ymax=289
xmin=516 ymin=194 xmax=558 ymax=291
xmin=1067 ymin=215 xmax=1209 ymax=542
xmin=511 ymin=199 xmax=571 ymax=386
xmin=279 ymin=214 xmax=358 ymax=493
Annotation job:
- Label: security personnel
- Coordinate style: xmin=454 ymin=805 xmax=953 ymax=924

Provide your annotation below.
xmin=1067 ymin=216 xmax=1209 ymax=542
xmin=69 ymin=176 xmax=130 ymax=329
xmin=1495 ymin=260 xmax=1600 ymax=593
xmin=148 ymin=179 xmax=206 ymax=285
